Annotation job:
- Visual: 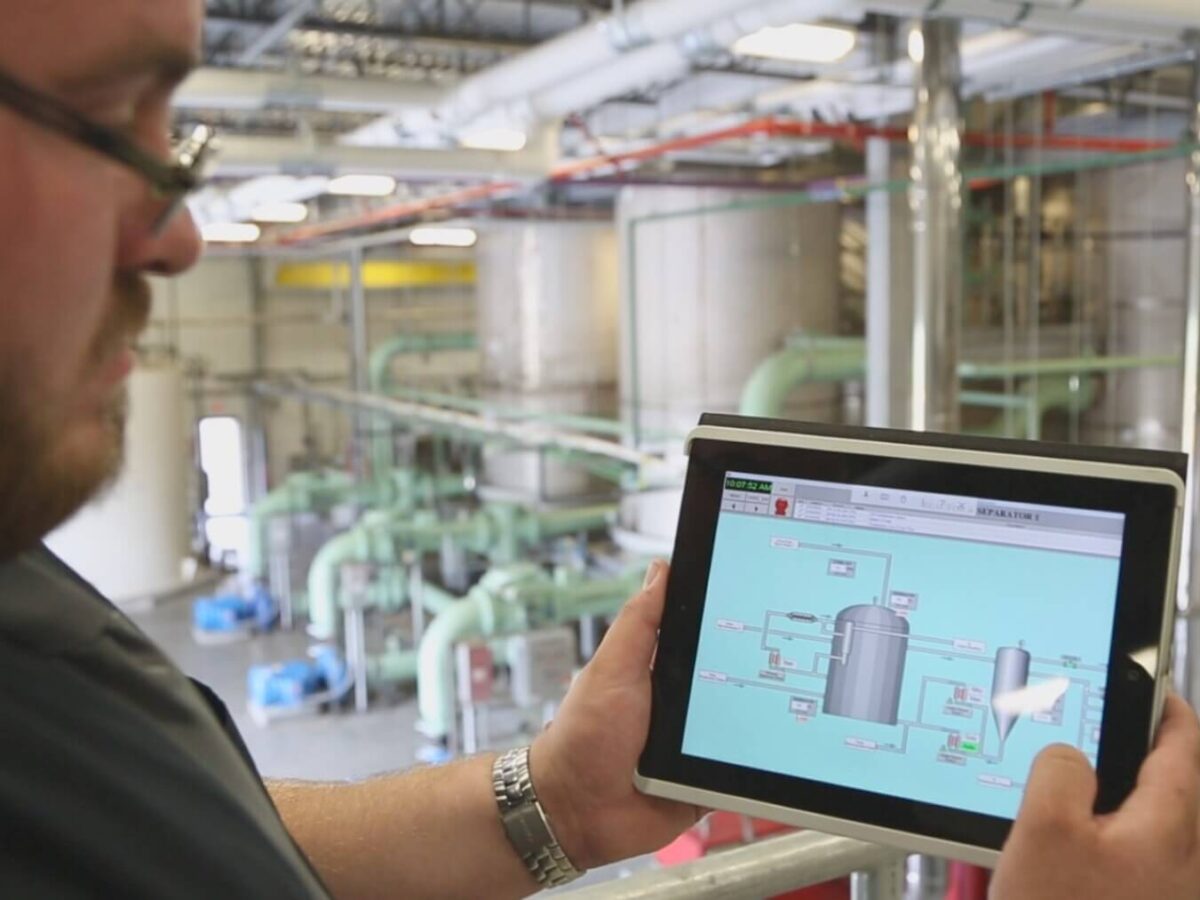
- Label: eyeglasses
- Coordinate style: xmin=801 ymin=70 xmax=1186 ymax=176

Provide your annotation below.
xmin=0 ymin=65 xmax=215 ymax=231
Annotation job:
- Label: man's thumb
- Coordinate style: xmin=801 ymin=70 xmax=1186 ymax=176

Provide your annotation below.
xmin=1013 ymin=744 xmax=1097 ymax=833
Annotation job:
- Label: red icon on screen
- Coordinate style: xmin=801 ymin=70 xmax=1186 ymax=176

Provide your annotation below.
xmin=775 ymin=498 xmax=790 ymax=517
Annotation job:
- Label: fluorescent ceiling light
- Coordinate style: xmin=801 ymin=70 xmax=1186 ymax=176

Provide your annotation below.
xmin=327 ymin=174 xmax=397 ymax=197
xmin=250 ymin=201 xmax=309 ymax=224
xmin=409 ymin=227 xmax=478 ymax=248
xmin=734 ymin=23 xmax=857 ymax=64
xmin=201 ymin=222 xmax=261 ymax=243
xmin=458 ymin=127 xmax=528 ymax=152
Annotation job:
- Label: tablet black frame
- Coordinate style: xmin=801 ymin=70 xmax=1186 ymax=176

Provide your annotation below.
xmin=639 ymin=423 xmax=1181 ymax=855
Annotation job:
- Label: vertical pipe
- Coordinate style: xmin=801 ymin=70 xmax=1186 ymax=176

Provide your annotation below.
xmin=866 ymin=137 xmax=893 ymax=428
xmin=1180 ymin=44 xmax=1200 ymax=702
xmin=246 ymin=259 xmax=270 ymax=502
xmin=348 ymin=246 xmax=370 ymax=479
xmin=908 ymin=24 xmax=961 ymax=877
xmin=908 ymin=20 xmax=963 ymax=433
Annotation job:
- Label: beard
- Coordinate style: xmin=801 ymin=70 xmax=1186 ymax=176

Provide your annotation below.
xmin=0 ymin=274 xmax=150 ymax=562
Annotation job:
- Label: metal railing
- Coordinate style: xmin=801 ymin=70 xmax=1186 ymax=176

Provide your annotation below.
xmin=554 ymin=832 xmax=906 ymax=900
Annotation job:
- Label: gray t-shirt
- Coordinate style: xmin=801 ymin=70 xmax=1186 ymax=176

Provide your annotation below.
xmin=0 ymin=546 xmax=330 ymax=898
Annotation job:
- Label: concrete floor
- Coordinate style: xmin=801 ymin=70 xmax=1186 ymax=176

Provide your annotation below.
xmin=131 ymin=593 xmax=658 ymax=892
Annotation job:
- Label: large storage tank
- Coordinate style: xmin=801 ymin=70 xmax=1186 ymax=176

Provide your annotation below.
xmin=1080 ymin=159 xmax=1187 ymax=450
xmin=476 ymin=221 xmax=619 ymax=500
xmin=616 ymin=186 xmax=842 ymax=542
xmin=47 ymin=362 xmax=190 ymax=606
xmin=823 ymin=604 xmax=910 ymax=725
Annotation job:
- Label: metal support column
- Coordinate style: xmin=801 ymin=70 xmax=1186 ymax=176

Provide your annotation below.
xmin=347 ymin=246 xmax=371 ymax=480
xmin=1179 ymin=40 xmax=1200 ymax=701
xmin=908 ymin=19 xmax=964 ymax=433
xmin=866 ymin=136 xmax=893 ymax=428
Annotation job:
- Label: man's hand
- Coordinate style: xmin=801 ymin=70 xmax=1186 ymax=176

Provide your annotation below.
xmin=991 ymin=693 xmax=1200 ymax=899
xmin=529 ymin=561 xmax=703 ymax=871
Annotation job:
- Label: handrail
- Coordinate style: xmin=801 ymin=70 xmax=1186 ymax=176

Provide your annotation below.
xmin=555 ymin=831 xmax=905 ymax=900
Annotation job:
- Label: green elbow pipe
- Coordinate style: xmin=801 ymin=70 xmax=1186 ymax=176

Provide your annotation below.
xmin=368 ymin=332 xmax=477 ymax=394
xmin=247 ymin=470 xmax=357 ymax=582
xmin=306 ymin=527 xmax=367 ymax=642
xmin=739 ymin=344 xmax=866 ymax=418
xmin=416 ymin=593 xmax=493 ymax=740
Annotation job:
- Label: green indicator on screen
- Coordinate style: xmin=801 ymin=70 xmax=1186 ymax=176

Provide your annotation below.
xmin=961 ymin=741 xmax=980 ymax=753
xmin=725 ymin=477 xmax=773 ymax=494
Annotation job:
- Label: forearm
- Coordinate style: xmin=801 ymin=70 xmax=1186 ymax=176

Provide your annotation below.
xmin=267 ymin=754 xmax=539 ymax=900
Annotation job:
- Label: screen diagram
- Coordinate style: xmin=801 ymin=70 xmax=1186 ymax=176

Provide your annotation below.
xmin=681 ymin=474 xmax=1124 ymax=820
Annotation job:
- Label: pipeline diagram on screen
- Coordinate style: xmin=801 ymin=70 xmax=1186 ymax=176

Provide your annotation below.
xmin=697 ymin=539 xmax=1107 ymax=791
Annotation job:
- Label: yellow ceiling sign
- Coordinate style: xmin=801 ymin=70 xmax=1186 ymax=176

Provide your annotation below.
xmin=275 ymin=260 xmax=477 ymax=290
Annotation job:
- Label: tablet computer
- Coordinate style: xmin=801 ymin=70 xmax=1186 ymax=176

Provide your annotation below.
xmin=636 ymin=414 xmax=1186 ymax=866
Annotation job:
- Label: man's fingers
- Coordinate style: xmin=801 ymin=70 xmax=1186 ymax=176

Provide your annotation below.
xmin=588 ymin=561 xmax=669 ymax=680
xmin=1013 ymin=743 xmax=1098 ymax=835
xmin=1112 ymin=694 xmax=1200 ymax=840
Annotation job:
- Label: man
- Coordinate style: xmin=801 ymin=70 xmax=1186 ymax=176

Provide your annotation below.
xmin=0 ymin=2 xmax=1198 ymax=898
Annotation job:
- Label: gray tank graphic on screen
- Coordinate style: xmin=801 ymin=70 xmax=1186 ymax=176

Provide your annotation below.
xmin=990 ymin=647 xmax=1031 ymax=745
xmin=823 ymin=605 xmax=910 ymax=725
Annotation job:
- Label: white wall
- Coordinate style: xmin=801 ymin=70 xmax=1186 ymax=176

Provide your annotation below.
xmin=148 ymin=253 xmax=480 ymax=506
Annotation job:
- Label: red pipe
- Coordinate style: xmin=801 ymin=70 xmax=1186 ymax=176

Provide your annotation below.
xmin=276 ymin=115 xmax=1176 ymax=244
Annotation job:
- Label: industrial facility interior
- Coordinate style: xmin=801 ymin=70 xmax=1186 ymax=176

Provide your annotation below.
xmin=45 ymin=0 xmax=1200 ymax=897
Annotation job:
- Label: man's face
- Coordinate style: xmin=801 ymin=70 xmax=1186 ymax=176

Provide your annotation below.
xmin=0 ymin=0 xmax=204 ymax=559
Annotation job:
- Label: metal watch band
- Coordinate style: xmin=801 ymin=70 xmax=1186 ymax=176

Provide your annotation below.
xmin=492 ymin=746 xmax=585 ymax=889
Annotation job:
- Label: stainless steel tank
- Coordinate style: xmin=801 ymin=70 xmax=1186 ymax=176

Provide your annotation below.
xmin=1079 ymin=159 xmax=1186 ymax=450
xmin=476 ymin=221 xmax=619 ymax=500
xmin=616 ymin=186 xmax=842 ymax=544
xmin=617 ymin=185 xmax=843 ymax=440
xmin=823 ymin=604 xmax=910 ymax=725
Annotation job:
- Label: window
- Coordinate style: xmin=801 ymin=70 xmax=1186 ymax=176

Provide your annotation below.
xmin=198 ymin=416 xmax=249 ymax=565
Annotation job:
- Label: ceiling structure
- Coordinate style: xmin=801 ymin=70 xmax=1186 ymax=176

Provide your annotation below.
xmin=185 ymin=0 xmax=1198 ymax=245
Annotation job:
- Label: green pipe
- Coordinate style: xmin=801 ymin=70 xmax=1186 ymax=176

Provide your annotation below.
xmin=739 ymin=341 xmax=866 ymax=417
xmin=366 ymin=331 xmax=477 ymax=475
xmin=385 ymin=385 xmax=680 ymax=444
xmin=413 ymin=562 xmax=646 ymax=741
xmin=305 ymin=503 xmax=618 ymax=640
xmin=246 ymin=470 xmax=357 ymax=582
xmin=967 ymin=375 xmax=1099 ymax=440
xmin=367 ymin=646 xmax=419 ymax=687
xmin=958 ymin=354 xmax=1179 ymax=380
xmin=368 ymin=332 xmax=477 ymax=394
xmin=738 ymin=338 xmax=1179 ymax=420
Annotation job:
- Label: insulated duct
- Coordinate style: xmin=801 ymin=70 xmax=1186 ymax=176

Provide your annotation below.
xmin=348 ymin=0 xmax=860 ymax=145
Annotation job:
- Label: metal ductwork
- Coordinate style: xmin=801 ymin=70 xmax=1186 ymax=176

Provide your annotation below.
xmin=175 ymin=67 xmax=452 ymax=114
xmin=209 ymin=133 xmax=554 ymax=180
xmin=347 ymin=0 xmax=860 ymax=146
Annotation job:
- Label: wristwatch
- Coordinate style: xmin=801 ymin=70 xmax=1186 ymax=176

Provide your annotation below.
xmin=492 ymin=746 xmax=586 ymax=888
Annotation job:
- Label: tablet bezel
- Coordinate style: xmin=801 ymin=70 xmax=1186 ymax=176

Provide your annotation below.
xmin=636 ymin=423 xmax=1184 ymax=866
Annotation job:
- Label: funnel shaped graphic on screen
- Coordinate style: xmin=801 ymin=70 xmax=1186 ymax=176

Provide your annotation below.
xmin=990 ymin=647 xmax=1032 ymax=745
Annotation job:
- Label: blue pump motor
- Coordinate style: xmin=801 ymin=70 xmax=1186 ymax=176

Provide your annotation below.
xmin=247 ymin=646 xmax=349 ymax=712
xmin=192 ymin=587 xmax=278 ymax=638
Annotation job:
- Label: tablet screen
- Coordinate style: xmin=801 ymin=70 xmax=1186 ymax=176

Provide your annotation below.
xmin=681 ymin=470 xmax=1126 ymax=820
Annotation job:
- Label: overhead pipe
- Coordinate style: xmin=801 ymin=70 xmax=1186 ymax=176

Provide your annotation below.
xmin=255 ymin=378 xmax=664 ymax=474
xmin=348 ymin=0 xmax=797 ymax=143
xmin=737 ymin=337 xmax=1180 ymax=420
xmin=277 ymin=117 xmax=1181 ymax=244
xmin=175 ymin=67 xmax=450 ymax=115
